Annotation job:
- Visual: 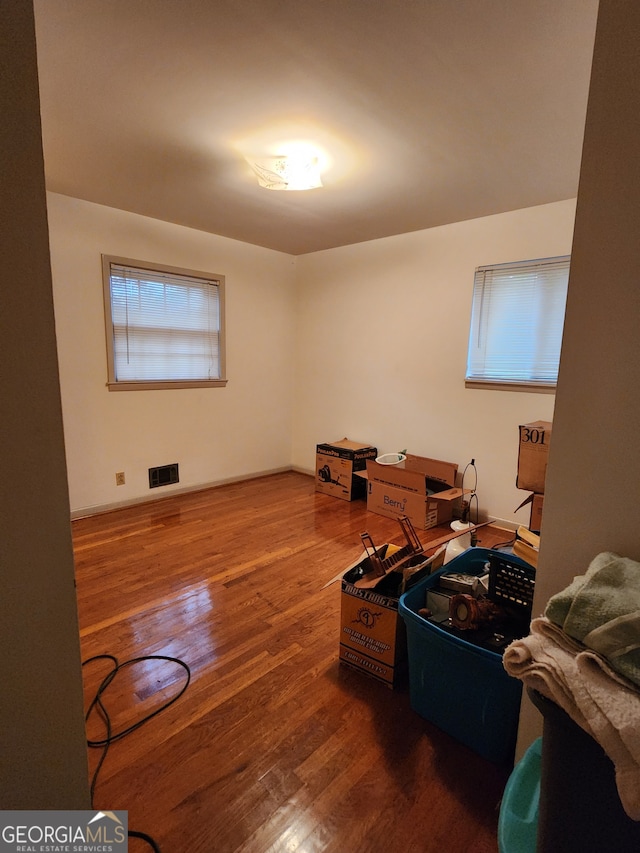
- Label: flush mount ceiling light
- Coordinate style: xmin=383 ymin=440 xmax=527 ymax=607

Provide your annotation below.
xmin=249 ymin=154 xmax=323 ymax=191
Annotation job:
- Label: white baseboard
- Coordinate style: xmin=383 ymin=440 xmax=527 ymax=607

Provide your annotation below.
xmin=70 ymin=468 xmax=521 ymax=538
xmin=487 ymin=515 xmax=519 ymax=532
xmin=291 ymin=465 xmax=314 ymax=477
xmin=69 ymin=466 xmax=294 ymax=520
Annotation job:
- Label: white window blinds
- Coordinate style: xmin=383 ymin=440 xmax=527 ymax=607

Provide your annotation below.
xmin=466 ymin=255 xmax=570 ymax=387
xmin=107 ymin=261 xmax=222 ymax=384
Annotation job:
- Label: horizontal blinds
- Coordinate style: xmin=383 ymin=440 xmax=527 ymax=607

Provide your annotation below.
xmin=466 ymin=256 xmax=570 ymax=385
xmin=110 ymin=263 xmax=221 ymax=382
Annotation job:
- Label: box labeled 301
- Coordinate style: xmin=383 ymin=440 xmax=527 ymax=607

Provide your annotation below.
xmin=516 ymin=421 xmax=552 ymax=493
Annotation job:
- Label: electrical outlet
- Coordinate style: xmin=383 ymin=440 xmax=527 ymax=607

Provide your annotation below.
xmin=115 ymin=471 xmax=125 ymax=486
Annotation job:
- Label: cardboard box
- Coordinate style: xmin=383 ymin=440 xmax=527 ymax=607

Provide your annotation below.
xmin=530 ymin=493 xmax=544 ymax=533
xmin=366 ymin=454 xmax=462 ymax=529
xmin=315 ymin=439 xmax=377 ymax=501
xmin=338 ymin=517 xmax=444 ymax=687
xmin=512 ymin=525 xmax=540 ymax=568
xmin=514 ymin=491 xmax=544 ymax=533
xmin=517 ymin=421 xmax=552 ymax=493
xmin=339 ymin=547 xmax=407 ymax=688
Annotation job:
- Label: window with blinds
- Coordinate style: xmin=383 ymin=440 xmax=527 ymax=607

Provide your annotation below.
xmin=102 ymin=256 xmax=227 ymax=390
xmin=465 ymin=255 xmax=570 ymax=390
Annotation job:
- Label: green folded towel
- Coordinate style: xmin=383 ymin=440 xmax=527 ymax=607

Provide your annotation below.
xmin=545 ymin=551 xmax=640 ymax=688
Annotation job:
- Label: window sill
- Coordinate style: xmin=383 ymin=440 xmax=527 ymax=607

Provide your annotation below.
xmin=465 ymin=380 xmax=556 ymax=394
xmin=107 ymin=379 xmax=228 ymax=391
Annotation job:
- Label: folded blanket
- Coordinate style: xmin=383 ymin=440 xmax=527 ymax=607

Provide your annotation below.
xmin=504 ymin=617 xmax=640 ymax=820
xmin=545 ymin=551 xmax=640 ymax=687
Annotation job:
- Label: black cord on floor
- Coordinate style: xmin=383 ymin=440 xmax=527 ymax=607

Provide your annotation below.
xmin=83 ymin=653 xmax=191 ymax=852
xmin=128 ymin=829 xmax=162 ymax=852
xmin=490 ymin=536 xmax=517 ymax=550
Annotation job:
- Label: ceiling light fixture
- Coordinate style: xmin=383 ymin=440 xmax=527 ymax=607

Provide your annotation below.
xmin=249 ymin=154 xmax=323 ymax=191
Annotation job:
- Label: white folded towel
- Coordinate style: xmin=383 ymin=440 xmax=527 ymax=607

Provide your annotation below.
xmin=504 ymin=616 xmax=640 ymax=820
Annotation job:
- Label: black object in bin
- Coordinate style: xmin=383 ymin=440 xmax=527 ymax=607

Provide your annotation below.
xmin=529 ymin=688 xmax=640 ymax=853
xmin=488 ymin=553 xmax=536 ymax=617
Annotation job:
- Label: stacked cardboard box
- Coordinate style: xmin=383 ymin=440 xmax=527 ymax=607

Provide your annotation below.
xmin=516 ymin=420 xmax=551 ymax=533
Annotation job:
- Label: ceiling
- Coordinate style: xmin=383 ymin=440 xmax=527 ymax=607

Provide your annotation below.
xmin=33 ymin=0 xmax=599 ymax=256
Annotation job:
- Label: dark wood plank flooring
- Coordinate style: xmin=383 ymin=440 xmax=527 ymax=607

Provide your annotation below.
xmin=73 ymin=471 xmax=514 ymax=852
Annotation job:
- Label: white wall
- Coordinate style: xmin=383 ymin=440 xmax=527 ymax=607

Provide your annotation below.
xmin=1 ymin=2 xmax=89 ymax=807
xmin=50 ymin=193 xmax=577 ymax=525
xmin=515 ymin=0 xmax=640 ymax=757
xmin=292 ymin=199 xmax=576 ymax=525
xmin=48 ymin=193 xmax=297 ymax=514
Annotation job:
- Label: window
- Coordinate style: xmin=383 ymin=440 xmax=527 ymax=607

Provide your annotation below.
xmin=102 ymin=255 xmax=226 ymax=390
xmin=465 ymin=255 xmax=570 ymax=390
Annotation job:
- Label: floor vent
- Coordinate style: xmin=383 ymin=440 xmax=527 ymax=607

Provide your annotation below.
xmin=149 ymin=463 xmax=179 ymax=489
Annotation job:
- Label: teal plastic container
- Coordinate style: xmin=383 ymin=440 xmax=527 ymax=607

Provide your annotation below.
xmin=498 ymin=737 xmax=541 ymax=853
xmin=398 ymin=547 xmax=527 ymax=764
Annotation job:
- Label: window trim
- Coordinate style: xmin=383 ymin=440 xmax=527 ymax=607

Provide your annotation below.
xmin=464 ymin=379 xmax=557 ymax=394
xmin=465 ymin=254 xmax=569 ymax=392
xmin=101 ymin=254 xmax=227 ymax=391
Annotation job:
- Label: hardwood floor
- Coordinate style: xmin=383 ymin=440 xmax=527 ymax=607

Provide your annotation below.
xmin=73 ymin=472 xmax=515 ymax=853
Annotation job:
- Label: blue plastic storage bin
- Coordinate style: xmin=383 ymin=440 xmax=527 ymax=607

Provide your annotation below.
xmin=498 ymin=737 xmax=541 ymax=853
xmin=398 ymin=547 xmax=528 ymax=764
